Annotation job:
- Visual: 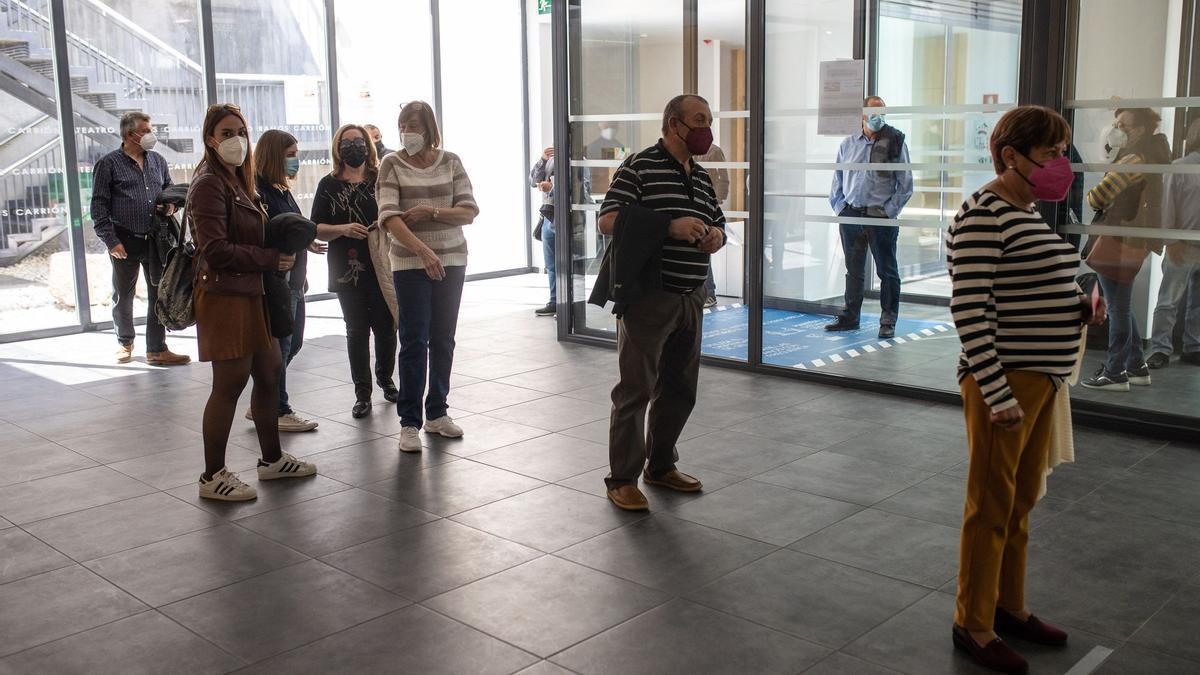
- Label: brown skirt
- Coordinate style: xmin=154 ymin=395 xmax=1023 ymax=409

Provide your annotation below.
xmin=194 ymin=287 xmax=273 ymax=362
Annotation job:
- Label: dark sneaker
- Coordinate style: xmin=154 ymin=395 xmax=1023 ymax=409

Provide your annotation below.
xmin=878 ymin=325 xmax=896 ymax=339
xmin=1126 ymin=364 xmax=1152 ymax=387
xmin=824 ymin=317 xmax=860 ymax=332
xmin=1081 ymin=369 xmax=1130 ymax=391
xmin=1146 ymin=352 xmax=1170 ymax=369
xmin=534 ymin=302 xmax=556 ymax=316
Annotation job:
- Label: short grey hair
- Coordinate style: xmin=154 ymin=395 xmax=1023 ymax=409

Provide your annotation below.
xmin=661 ymin=94 xmax=710 ymax=134
xmin=120 ymin=111 xmax=151 ymax=139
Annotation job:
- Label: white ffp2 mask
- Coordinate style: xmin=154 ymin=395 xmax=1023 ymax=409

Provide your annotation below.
xmin=217 ymin=136 xmax=248 ymax=166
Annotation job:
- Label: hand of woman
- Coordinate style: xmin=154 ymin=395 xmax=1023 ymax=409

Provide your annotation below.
xmin=402 ymin=205 xmax=437 ymax=224
xmin=419 ymin=247 xmax=445 ymax=281
xmin=278 ymin=253 xmax=296 ymax=272
xmin=308 ymin=240 xmax=328 ymax=254
xmin=342 ymin=222 xmax=369 ymax=240
xmin=990 ymin=404 xmax=1024 ymax=430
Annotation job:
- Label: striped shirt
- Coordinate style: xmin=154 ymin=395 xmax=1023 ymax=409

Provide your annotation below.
xmin=90 ymin=148 xmax=172 ymax=249
xmin=1086 ymin=153 xmax=1143 ymax=211
xmin=600 ymin=141 xmax=726 ymax=292
xmin=946 ymin=189 xmax=1084 ymax=413
xmin=377 ymin=150 xmax=479 ymax=271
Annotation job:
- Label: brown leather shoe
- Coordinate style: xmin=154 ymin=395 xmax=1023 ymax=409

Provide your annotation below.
xmin=643 ymin=469 xmax=702 ymax=493
xmin=116 ymin=344 xmax=133 ymax=364
xmin=146 ymin=349 xmax=191 ymax=366
xmin=952 ymin=625 xmax=1028 ymax=674
xmin=607 ymin=484 xmax=649 ymax=511
xmin=994 ymin=608 xmax=1068 ymax=646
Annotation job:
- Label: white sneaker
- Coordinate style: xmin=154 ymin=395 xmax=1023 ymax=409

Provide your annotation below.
xmin=257 ymin=452 xmax=317 ymax=480
xmin=199 ymin=468 xmax=257 ymax=501
xmin=278 ymin=412 xmax=319 ymax=433
xmin=399 ymin=427 xmax=423 ymax=453
xmin=424 ymin=416 xmax=464 ymax=438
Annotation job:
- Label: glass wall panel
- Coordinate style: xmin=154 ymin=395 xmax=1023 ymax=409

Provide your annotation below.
xmin=1066 ymin=0 xmax=1198 ymax=419
xmin=761 ymin=0 xmax=1019 ymax=390
xmin=439 ymin=0 xmax=528 ymax=276
xmin=213 ymin=0 xmax=331 ymax=293
xmin=334 ymin=0 xmax=434 ymax=153
xmin=0 ymin=0 xmax=74 ymax=335
xmin=61 ymin=0 xmax=205 ymax=335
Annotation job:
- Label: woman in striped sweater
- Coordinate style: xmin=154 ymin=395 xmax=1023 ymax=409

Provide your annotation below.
xmin=377 ymin=101 xmax=479 ymax=454
xmin=946 ymin=106 xmax=1105 ymax=674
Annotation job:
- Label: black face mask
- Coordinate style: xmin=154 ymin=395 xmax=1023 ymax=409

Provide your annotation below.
xmin=340 ymin=140 xmax=368 ymax=168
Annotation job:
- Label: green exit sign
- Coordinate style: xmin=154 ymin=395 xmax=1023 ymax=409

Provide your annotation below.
xmin=538 ymin=0 xmax=551 ymax=15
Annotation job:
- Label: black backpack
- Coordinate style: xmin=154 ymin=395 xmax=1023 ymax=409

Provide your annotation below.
xmin=155 ymin=213 xmax=196 ymax=331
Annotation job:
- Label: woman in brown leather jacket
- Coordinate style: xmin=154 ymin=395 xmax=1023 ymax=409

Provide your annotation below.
xmin=189 ymin=104 xmax=317 ymax=502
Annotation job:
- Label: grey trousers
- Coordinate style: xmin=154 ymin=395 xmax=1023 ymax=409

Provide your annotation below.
xmin=606 ymin=289 xmax=704 ymax=489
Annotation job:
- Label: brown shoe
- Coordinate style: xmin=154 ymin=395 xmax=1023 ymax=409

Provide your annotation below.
xmin=643 ymin=469 xmax=702 ymax=493
xmin=994 ymin=608 xmax=1068 ymax=646
xmin=952 ymin=625 xmax=1028 ymax=674
xmin=116 ymin=344 xmax=133 ymax=364
xmin=146 ymin=349 xmax=191 ymax=366
xmin=607 ymin=484 xmax=649 ymax=511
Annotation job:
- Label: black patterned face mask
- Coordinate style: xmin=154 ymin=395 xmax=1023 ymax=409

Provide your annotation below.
xmin=340 ymin=140 xmax=368 ymax=167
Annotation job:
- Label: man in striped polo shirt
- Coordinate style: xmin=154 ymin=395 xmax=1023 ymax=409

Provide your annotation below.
xmin=596 ymin=94 xmax=726 ymax=511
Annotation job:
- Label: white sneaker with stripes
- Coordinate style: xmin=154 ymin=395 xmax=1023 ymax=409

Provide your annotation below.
xmin=257 ymin=452 xmax=317 ymax=480
xmin=199 ymin=468 xmax=257 ymax=501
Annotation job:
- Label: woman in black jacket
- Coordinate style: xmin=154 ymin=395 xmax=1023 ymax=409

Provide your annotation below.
xmin=253 ymin=129 xmax=320 ymax=432
xmin=313 ymin=124 xmax=398 ymax=418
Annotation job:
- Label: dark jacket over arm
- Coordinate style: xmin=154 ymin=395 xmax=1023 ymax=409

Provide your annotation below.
xmin=588 ymin=204 xmax=671 ymax=317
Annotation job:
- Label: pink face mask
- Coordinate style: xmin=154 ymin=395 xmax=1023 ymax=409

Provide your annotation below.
xmin=1016 ymin=153 xmax=1074 ymax=202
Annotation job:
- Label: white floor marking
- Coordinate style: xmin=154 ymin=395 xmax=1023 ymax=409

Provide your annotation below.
xmin=830 ymin=354 xmax=843 ymax=363
xmin=1063 ymin=646 xmax=1114 ymax=675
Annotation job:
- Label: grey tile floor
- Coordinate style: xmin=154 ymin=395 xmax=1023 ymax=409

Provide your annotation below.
xmin=0 ymin=275 xmax=1197 ymax=674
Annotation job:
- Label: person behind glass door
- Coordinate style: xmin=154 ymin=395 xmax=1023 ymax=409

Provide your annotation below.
xmin=1081 ymin=108 xmax=1171 ymax=391
xmin=585 ymin=120 xmax=624 ymax=197
xmin=250 ymin=130 xmax=320 ymax=432
xmin=827 ymin=95 xmax=914 ymax=339
xmin=946 ymin=105 xmax=1103 ymax=674
xmin=1146 ymin=118 xmax=1200 ymax=370
xmin=313 ymin=124 xmax=399 ymax=419
xmin=530 ymin=144 xmax=557 ymax=316
xmin=365 ymin=123 xmax=392 ymax=158
xmin=595 ymin=94 xmax=726 ymax=512
xmin=90 ymin=111 xmax=190 ymax=366
xmin=377 ymin=101 xmax=479 ymax=453
xmin=190 ymin=104 xmax=316 ymax=501
xmin=695 ymin=142 xmax=730 ymax=308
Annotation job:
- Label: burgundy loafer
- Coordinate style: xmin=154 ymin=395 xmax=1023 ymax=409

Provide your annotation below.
xmin=952 ymin=625 xmax=1029 ymax=675
xmin=995 ymin=608 xmax=1069 ymax=646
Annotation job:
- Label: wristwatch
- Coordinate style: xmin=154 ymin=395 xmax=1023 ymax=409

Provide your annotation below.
xmin=434 ymin=208 xmax=441 ymax=221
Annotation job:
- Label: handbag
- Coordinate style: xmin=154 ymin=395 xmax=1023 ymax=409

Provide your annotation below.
xmin=155 ymin=212 xmax=196 ymax=330
xmin=1085 ymin=234 xmax=1147 ymax=284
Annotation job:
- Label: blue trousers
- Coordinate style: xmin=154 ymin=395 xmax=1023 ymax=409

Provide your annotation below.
xmin=838 ymin=207 xmax=900 ymax=325
xmin=1098 ymin=273 xmax=1145 ymax=375
xmin=276 ymin=289 xmax=305 ymax=415
xmin=542 ymin=217 xmax=556 ymax=303
xmin=393 ymin=266 xmax=466 ymax=427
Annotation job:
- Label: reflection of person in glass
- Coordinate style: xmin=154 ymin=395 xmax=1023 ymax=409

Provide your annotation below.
xmin=91 ymin=111 xmax=190 ymax=366
xmin=1147 ymin=118 xmax=1200 ymax=369
xmin=585 ymin=121 xmax=624 ymax=195
xmin=695 ymin=142 xmax=730 ymax=308
xmin=946 ymin=105 xmax=1102 ymax=675
xmin=827 ymin=96 xmax=914 ymax=339
xmin=592 ymin=94 xmax=726 ymax=512
xmin=1081 ymin=108 xmax=1171 ymax=390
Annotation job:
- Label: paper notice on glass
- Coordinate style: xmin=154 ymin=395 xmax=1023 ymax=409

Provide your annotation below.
xmin=818 ymin=59 xmax=866 ymax=136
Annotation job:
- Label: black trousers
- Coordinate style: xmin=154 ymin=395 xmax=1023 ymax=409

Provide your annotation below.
xmin=337 ymin=277 xmax=397 ymax=403
xmin=111 ymin=230 xmax=166 ymax=352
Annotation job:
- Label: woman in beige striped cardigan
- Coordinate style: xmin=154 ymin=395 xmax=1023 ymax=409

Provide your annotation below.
xmin=377 ymin=101 xmax=479 ymax=454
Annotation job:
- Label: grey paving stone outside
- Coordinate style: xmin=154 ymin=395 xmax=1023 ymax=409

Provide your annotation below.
xmin=0 ymin=280 xmax=1197 ymax=674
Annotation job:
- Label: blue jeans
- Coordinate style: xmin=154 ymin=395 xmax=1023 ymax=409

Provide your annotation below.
xmin=839 ymin=207 xmax=900 ymax=325
xmin=1149 ymin=255 xmax=1200 ymax=356
xmin=276 ymin=289 xmax=305 ymax=415
xmin=542 ymin=217 xmax=556 ymax=303
xmin=1098 ymin=273 xmax=1145 ymax=375
xmin=394 ymin=266 xmax=466 ymax=427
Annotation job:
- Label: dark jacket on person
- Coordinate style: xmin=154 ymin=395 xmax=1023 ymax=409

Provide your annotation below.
xmin=188 ymin=163 xmax=277 ymax=297
xmin=257 ymin=176 xmax=307 ymax=291
xmin=1097 ymin=133 xmax=1171 ymax=252
xmin=588 ymin=204 xmax=671 ymax=318
xmin=262 ymin=213 xmax=317 ymax=337
xmin=148 ymin=183 xmax=189 ymax=286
